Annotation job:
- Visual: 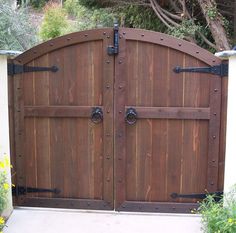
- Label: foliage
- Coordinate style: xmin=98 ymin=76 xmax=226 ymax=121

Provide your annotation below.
xmin=0 ymin=155 xmax=12 ymax=232
xmin=39 ymin=3 xmax=70 ymax=41
xmin=199 ymin=186 xmax=236 ymax=233
xmin=120 ymin=5 xmax=165 ymax=32
xmin=29 ymin=0 xmax=49 ymax=9
xmin=168 ymin=20 xmax=201 ymax=39
xmin=0 ymin=1 xmax=38 ymax=51
xmin=64 ymin=0 xmax=79 ymax=17
xmin=77 ymin=0 xmax=108 ymax=8
xmin=74 ymin=5 xmax=115 ymax=30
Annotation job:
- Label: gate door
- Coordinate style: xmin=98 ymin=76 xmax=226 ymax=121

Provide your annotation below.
xmin=114 ymin=28 xmax=225 ymax=212
xmin=10 ymin=29 xmax=114 ymax=210
xmin=9 ymin=27 xmax=226 ymax=213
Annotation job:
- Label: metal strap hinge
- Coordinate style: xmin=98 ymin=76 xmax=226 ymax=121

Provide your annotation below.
xmin=8 ymin=63 xmax=59 ymax=76
xmin=173 ymin=63 xmax=228 ymax=77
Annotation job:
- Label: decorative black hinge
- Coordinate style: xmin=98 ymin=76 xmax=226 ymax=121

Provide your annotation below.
xmin=107 ymin=21 xmax=119 ymax=55
xmin=173 ymin=63 xmax=228 ymax=77
xmin=8 ymin=63 xmax=59 ymax=76
xmin=171 ymin=191 xmax=223 ymax=202
xmin=12 ymin=186 xmax=60 ymax=196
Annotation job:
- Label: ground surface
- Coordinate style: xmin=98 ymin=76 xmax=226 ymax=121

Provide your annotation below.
xmin=4 ymin=207 xmax=202 ymax=233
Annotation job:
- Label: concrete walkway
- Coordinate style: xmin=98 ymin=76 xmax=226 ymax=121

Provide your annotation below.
xmin=4 ymin=207 xmax=202 ymax=233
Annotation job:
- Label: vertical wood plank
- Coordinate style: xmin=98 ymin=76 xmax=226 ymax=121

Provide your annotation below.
xmin=166 ymin=50 xmax=184 ymax=201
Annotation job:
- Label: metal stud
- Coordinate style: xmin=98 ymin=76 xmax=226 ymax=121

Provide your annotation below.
xmin=119 ymin=60 xmax=122 ymax=64
xmin=84 ymin=34 xmax=88 ymax=37
xmin=106 ymin=85 xmax=110 ymax=89
xmin=123 ymin=32 xmax=126 ymax=35
xmin=106 ymin=60 xmax=110 ymax=64
xmin=103 ymin=32 xmax=106 ymax=35
xmin=214 ymin=89 xmax=218 ymax=92
xmin=107 ymin=35 xmax=110 ymax=39
xmin=213 ymin=135 xmax=216 ymax=139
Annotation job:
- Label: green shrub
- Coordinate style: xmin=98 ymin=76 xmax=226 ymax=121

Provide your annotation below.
xmin=0 ymin=155 xmax=12 ymax=232
xmin=199 ymin=186 xmax=236 ymax=233
xmin=75 ymin=5 xmax=115 ymax=31
xmin=39 ymin=3 xmax=70 ymax=41
xmin=29 ymin=0 xmax=49 ymax=9
xmin=0 ymin=1 xmax=38 ymax=50
xmin=64 ymin=0 xmax=79 ymax=17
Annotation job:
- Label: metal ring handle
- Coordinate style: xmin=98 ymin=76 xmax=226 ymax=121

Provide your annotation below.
xmin=91 ymin=107 xmax=103 ymax=124
xmin=125 ymin=108 xmax=137 ymax=125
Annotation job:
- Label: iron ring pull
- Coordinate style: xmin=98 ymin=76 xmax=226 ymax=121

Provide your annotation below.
xmin=91 ymin=107 xmax=103 ymax=124
xmin=125 ymin=108 xmax=137 ymax=125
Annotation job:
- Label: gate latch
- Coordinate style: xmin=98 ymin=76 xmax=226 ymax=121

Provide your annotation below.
xmin=107 ymin=22 xmax=119 ymax=55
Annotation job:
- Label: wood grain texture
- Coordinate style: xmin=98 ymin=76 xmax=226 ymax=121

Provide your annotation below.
xmin=12 ymin=30 xmax=114 ymax=209
xmin=116 ymin=27 xmax=223 ymax=212
xmin=10 ymin=28 xmax=225 ymax=213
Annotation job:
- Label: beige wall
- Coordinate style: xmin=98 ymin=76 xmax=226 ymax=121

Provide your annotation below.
xmin=0 ymin=55 xmax=13 ymax=217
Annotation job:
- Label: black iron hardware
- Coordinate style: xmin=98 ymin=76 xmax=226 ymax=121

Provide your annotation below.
xmin=8 ymin=63 xmax=59 ymax=76
xmin=91 ymin=107 xmax=103 ymax=124
xmin=125 ymin=108 xmax=138 ymax=125
xmin=171 ymin=191 xmax=223 ymax=202
xmin=173 ymin=63 xmax=228 ymax=77
xmin=107 ymin=22 xmax=119 ymax=55
xmin=12 ymin=186 xmax=60 ymax=196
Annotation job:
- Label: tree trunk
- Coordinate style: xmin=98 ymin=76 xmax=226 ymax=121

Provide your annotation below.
xmin=197 ymin=0 xmax=230 ymax=50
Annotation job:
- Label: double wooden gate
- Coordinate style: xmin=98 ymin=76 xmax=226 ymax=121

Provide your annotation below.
xmin=9 ymin=26 xmax=227 ymax=213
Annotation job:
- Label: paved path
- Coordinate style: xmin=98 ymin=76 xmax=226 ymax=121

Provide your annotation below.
xmin=4 ymin=208 xmax=202 ymax=233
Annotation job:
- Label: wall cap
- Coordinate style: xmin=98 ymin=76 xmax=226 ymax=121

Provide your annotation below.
xmin=215 ymin=50 xmax=236 ymax=59
xmin=0 ymin=50 xmax=22 ymax=58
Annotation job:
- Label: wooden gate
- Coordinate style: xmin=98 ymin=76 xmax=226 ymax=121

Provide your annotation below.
xmin=8 ymin=26 xmax=227 ymax=213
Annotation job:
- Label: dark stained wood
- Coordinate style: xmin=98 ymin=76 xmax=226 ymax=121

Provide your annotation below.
xmin=11 ymin=29 xmax=114 ymax=209
xmin=218 ymin=75 xmax=228 ymax=191
xmin=114 ymin=27 xmax=224 ymax=212
xmin=22 ymin=197 xmax=113 ymax=210
xmin=125 ymin=106 xmax=210 ymax=119
xmin=114 ymin=30 xmax=127 ymax=209
xmin=117 ymin=201 xmax=199 ymax=213
xmin=207 ymin=75 xmax=222 ymax=192
xmin=10 ymin=27 xmax=226 ymax=213
xmin=24 ymin=106 xmax=101 ymax=118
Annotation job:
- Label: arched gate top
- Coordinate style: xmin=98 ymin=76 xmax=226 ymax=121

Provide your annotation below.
xmin=14 ymin=27 xmax=220 ymax=66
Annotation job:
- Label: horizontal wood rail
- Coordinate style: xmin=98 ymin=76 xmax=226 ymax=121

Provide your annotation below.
xmin=24 ymin=106 xmax=103 ymax=118
xmin=125 ymin=106 xmax=210 ymax=120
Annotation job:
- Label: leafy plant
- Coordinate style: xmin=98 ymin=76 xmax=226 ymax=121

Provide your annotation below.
xmin=199 ymin=186 xmax=236 ymax=233
xmin=64 ymin=0 xmax=79 ymax=17
xmin=0 ymin=155 xmax=12 ymax=232
xmin=0 ymin=1 xmax=38 ymax=50
xmin=39 ymin=3 xmax=70 ymax=41
xmin=75 ymin=5 xmax=115 ymax=31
